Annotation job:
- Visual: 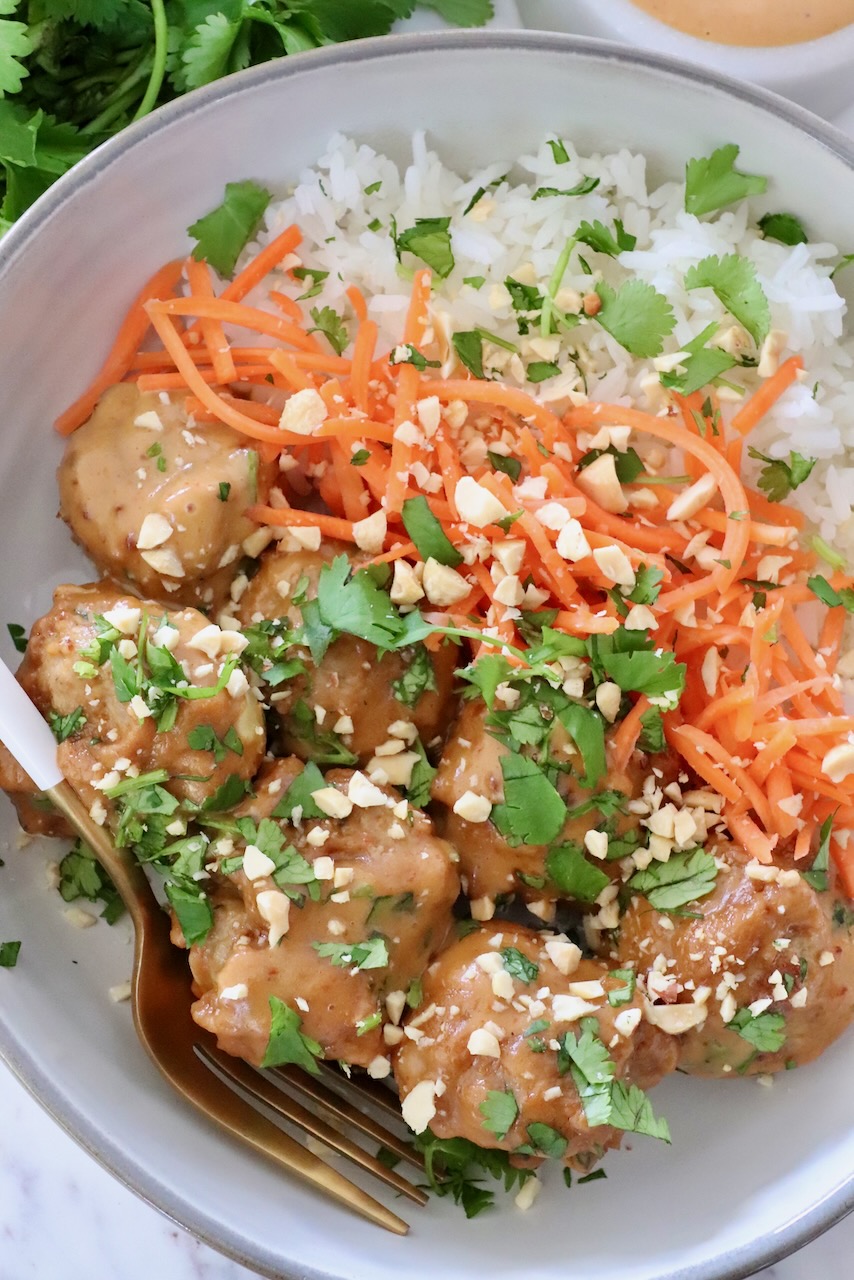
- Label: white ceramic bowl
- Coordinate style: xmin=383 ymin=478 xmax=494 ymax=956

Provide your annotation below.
xmin=1 ymin=30 xmax=854 ymax=1280
xmin=521 ymin=0 xmax=854 ymax=118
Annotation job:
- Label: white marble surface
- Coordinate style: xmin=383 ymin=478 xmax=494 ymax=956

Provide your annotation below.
xmin=4 ymin=10 xmax=854 ymax=1280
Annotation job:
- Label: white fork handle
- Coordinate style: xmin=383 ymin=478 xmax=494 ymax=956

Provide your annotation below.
xmin=0 ymin=656 xmax=63 ymax=792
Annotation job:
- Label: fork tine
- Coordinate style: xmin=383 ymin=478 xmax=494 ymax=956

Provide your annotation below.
xmin=199 ymin=1046 xmax=428 ymax=1206
xmin=276 ymin=1064 xmax=424 ymax=1170
xmin=165 ymin=1042 xmax=410 ymax=1234
xmin=320 ymin=1061 xmax=418 ymax=1124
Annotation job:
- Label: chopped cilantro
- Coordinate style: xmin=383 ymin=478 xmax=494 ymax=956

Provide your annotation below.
xmin=406 ymin=739 xmax=437 ymax=809
xmin=313 ymin=935 xmax=389 ymax=970
xmin=463 ymin=275 xmax=486 ymax=289
xmin=594 ymin=279 xmax=675 ymax=358
xmin=187 ymin=723 xmax=244 ymax=763
xmin=165 ymin=881 xmax=213 ymax=946
xmin=392 ymin=645 xmax=437 ymax=708
xmin=504 ymin=277 xmax=544 ymax=333
xmin=757 ymin=212 xmax=807 ymax=246
xmin=292 ymin=266 xmax=329 ymax=299
xmin=491 ymin=754 xmax=567 ymax=846
xmin=48 ymin=706 xmax=85 ymax=743
xmin=658 ymin=321 xmax=737 ymax=396
xmin=58 ymin=839 xmax=124 ymax=925
xmin=578 ymin=445 xmax=645 ymax=485
xmin=217 ymin=481 xmax=231 ymax=502
xmin=802 ymin=815 xmax=833 ymax=893
xmin=393 ymin=216 xmax=455 ymax=278
xmin=684 ymin=254 xmax=770 ymax=346
xmin=730 ymin=1006 xmax=786 ymax=1053
xmin=487 ymin=450 xmax=521 ymax=482
xmin=627 ymin=565 xmax=664 ymax=606
xmin=188 ymin=180 xmax=271 ymax=278
xmin=479 ymin=1089 xmax=518 ymax=1140
xmin=607 ymin=968 xmax=636 ymax=1007
xmin=547 ymin=138 xmax=570 ymax=164
xmin=807 ymin=575 xmax=854 ymax=612
xmin=560 ymin=1018 xmax=670 ymax=1141
xmin=533 ymin=177 xmax=600 ymax=199
xmin=527 ymin=360 xmax=562 ymax=383
xmin=288 ymin=699 xmax=358 ymax=767
xmin=309 ymin=305 xmax=349 ymax=355
xmin=463 ymin=185 xmax=487 ymax=215
xmin=262 ymin=996 xmax=322 ymax=1074
xmin=401 ymin=495 xmax=463 ymax=568
xmin=500 ymin=947 xmax=539 ymax=984
xmin=356 ymin=1009 xmax=383 ymax=1036
xmin=576 ymin=218 xmax=636 ymax=257
xmin=526 ymin=1122 xmax=567 ymax=1160
xmin=628 ymin=848 xmax=717 ymax=911
xmin=546 ymin=842 xmax=610 ymax=902
xmin=350 ymin=448 xmax=370 ymax=467
xmin=6 ymin=622 xmax=26 ymax=652
xmin=316 ymin=555 xmax=407 ymax=649
xmin=558 ymin=702 xmax=606 ymax=788
xmin=638 ymin=707 xmax=666 ymax=754
xmin=684 ymin=144 xmax=767 ymax=217
xmin=389 ymin=343 xmax=440 ymax=371
xmin=591 ymin=628 xmax=686 ymax=701
xmin=0 ymin=941 xmax=20 ymax=968
xmin=415 ymin=1130 xmax=532 ymax=1218
xmin=747 ymin=446 xmax=816 ymax=502
xmin=452 ymin=330 xmax=486 ymax=378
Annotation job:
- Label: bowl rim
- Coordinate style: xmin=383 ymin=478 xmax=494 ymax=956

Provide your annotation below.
xmin=2 ymin=26 xmax=854 ymax=1280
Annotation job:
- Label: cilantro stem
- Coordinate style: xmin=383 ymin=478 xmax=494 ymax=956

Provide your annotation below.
xmin=132 ymin=0 xmax=169 ymax=123
xmin=541 ymin=236 xmax=576 ymax=337
xmin=82 ymin=84 xmax=146 ymax=136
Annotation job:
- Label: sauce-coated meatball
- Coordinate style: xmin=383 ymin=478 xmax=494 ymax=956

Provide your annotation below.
xmin=0 ymin=582 xmax=264 ymax=832
xmin=58 ymin=384 xmax=274 ymax=609
xmin=393 ymin=924 xmax=676 ymax=1168
xmin=237 ymin=539 xmax=458 ymax=769
xmin=613 ymin=852 xmax=854 ymax=1075
xmin=188 ymin=759 xmax=460 ymax=1069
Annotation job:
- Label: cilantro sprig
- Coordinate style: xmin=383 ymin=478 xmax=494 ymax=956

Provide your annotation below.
xmin=747 ymin=446 xmax=816 ymax=502
xmin=684 ymin=144 xmax=767 ymax=217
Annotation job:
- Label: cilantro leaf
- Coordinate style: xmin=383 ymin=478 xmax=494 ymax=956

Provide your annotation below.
xmin=188 ymin=180 xmax=271 ymax=278
xmin=0 ymin=940 xmax=20 ymax=967
xmin=609 ymin=1082 xmax=671 ymax=1142
xmin=262 ymin=996 xmax=322 ymax=1073
xmin=802 ymin=814 xmax=833 ymax=893
xmin=758 ymin=212 xmax=807 ymax=246
xmin=313 ymin=935 xmax=389 ymax=970
xmin=730 ymin=1006 xmax=786 ymax=1053
xmin=526 ymin=1122 xmax=567 ymax=1159
xmin=684 ymin=254 xmax=770 ymax=346
xmin=546 ymin=842 xmax=610 ymax=902
xmin=165 ymin=881 xmax=213 ymax=946
xmin=527 ymin=360 xmax=562 ymax=383
xmin=807 ymin=575 xmax=854 ymax=612
xmin=576 ymin=219 xmax=636 ymax=257
xmin=418 ymin=0 xmax=495 ymax=25
xmin=487 ymin=451 xmax=521 ymax=482
xmin=628 ymin=848 xmax=717 ymax=911
xmin=389 ymin=343 xmax=440 ymax=371
xmin=558 ymin=703 xmax=606 ymax=789
xmin=627 ymin=565 xmax=664 ymax=606
xmin=48 ymin=706 xmax=85 ymax=743
xmin=547 ymin=137 xmax=570 ymax=164
xmin=747 ymin=446 xmax=816 ymax=502
xmin=180 ymin=14 xmax=243 ymax=92
xmin=458 ymin=653 xmax=514 ymax=707
xmin=594 ymin=279 xmax=675 ymax=358
xmin=607 ymin=968 xmax=636 ymax=1007
xmin=392 ymin=645 xmax=437 ymax=708
xmin=491 ymin=754 xmax=567 ymax=846
xmin=684 ymin=144 xmax=768 ymax=217
xmin=402 ymin=495 xmax=463 ymax=567
xmin=0 ymin=12 xmax=34 ymax=96
xmin=452 ymin=330 xmax=485 ymax=378
xmin=394 ymin=216 xmax=455 ymax=278
xmin=533 ymin=177 xmax=599 ymax=199
xmin=500 ymin=947 xmax=539 ymax=984
xmin=415 ymin=1130 xmax=531 ymax=1218
xmin=406 ymin=738 xmax=437 ymax=809
xmin=309 ymin=304 xmax=349 ymax=355
xmin=6 ymin=621 xmax=26 ymax=652
xmin=479 ymin=1089 xmax=518 ymax=1140
xmin=316 ymin=555 xmax=404 ymax=649
xmin=578 ymin=445 xmax=645 ymax=485
xmin=638 ymin=707 xmax=666 ymax=754
xmin=659 ymin=322 xmax=737 ymax=396
xmin=598 ymin=642 xmax=686 ymax=701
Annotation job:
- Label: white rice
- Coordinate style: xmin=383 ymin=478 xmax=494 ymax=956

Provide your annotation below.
xmin=242 ymin=130 xmax=854 ymax=551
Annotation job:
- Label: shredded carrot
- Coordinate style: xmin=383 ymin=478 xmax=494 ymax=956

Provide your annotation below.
xmin=185 ymin=257 xmax=237 ymax=385
xmin=731 ymin=356 xmax=804 ymax=436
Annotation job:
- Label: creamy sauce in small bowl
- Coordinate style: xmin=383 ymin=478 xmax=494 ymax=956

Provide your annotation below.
xmin=629 ymin=0 xmax=854 ymax=47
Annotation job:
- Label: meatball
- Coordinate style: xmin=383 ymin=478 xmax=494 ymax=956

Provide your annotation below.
xmin=431 ymin=699 xmax=652 ymax=918
xmin=188 ymin=759 xmax=460 ymax=1070
xmin=237 ymin=539 xmax=458 ymax=769
xmin=0 ymin=582 xmax=264 ymax=833
xmin=393 ymin=924 xmax=677 ymax=1168
xmin=58 ymin=384 xmax=275 ymax=610
xmin=613 ymin=852 xmax=854 ymax=1075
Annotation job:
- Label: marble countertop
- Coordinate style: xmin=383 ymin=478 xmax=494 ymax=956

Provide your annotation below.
xmin=4 ymin=10 xmax=854 ymax=1280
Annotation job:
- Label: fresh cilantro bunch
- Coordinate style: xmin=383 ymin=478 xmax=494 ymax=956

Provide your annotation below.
xmin=0 ymin=0 xmax=494 ymax=228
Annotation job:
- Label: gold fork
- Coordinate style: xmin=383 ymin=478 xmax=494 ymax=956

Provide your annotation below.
xmin=0 ymin=659 xmax=424 ymax=1234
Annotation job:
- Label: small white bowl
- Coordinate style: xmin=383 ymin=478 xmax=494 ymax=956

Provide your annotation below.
xmin=522 ymin=0 xmax=854 ymax=117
